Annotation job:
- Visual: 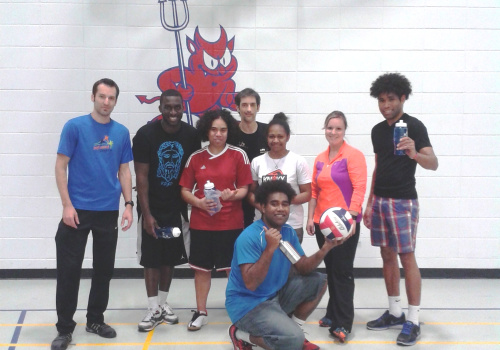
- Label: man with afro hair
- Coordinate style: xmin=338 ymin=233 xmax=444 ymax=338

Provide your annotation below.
xmin=364 ymin=73 xmax=438 ymax=346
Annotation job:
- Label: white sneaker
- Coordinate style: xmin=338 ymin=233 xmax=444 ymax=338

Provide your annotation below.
xmin=138 ymin=307 xmax=163 ymax=332
xmin=187 ymin=310 xmax=208 ymax=331
xmin=161 ymin=302 xmax=179 ymax=324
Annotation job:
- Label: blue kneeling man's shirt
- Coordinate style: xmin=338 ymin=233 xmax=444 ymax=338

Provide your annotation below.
xmin=225 ymin=220 xmax=304 ymax=323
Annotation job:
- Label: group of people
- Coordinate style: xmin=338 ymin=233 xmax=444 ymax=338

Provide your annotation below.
xmin=51 ymin=72 xmax=438 ymax=350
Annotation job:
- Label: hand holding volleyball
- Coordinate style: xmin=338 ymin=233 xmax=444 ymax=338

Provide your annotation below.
xmin=319 ymin=207 xmax=354 ymax=241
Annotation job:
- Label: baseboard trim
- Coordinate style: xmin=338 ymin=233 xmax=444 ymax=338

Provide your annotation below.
xmin=0 ymin=268 xmax=498 ymax=279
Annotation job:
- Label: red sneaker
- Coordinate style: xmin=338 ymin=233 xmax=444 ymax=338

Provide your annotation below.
xmin=228 ymin=324 xmax=252 ymax=350
xmin=303 ymin=338 xmax=320 ymax=350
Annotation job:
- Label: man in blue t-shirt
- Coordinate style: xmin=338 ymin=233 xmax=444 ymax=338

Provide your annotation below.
xmin=51 ymin=78 xmax=134 ymax=350
xmin=226 ymin=181 xmax=340 ymax=350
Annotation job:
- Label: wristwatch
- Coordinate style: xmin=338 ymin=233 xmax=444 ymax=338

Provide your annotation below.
xmin=125 ymin=201 xmax=134 ymax=207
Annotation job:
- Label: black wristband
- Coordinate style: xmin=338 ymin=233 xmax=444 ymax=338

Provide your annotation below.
xmin=125 ymin=201 xmax=134 ymax=207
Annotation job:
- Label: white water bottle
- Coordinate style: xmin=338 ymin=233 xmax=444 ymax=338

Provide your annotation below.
xmin=203 ymin=180 xmax=222 ymax=216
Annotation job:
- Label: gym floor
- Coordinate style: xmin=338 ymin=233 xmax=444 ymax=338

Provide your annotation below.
xmin=1 ymin=277 xmax=499 ymax=349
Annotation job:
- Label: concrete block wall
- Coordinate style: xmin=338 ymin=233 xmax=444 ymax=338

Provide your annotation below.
xmin=0 ymin=0 xmax=499 ymax=271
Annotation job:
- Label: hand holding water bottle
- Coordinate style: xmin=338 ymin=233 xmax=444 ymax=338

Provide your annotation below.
xmin=203 ymin=180 xmax=222 ymax=216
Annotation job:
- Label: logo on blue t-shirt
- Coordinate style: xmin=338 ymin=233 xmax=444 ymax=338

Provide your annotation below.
xmin=157 ymin=141 xmax=184 ymax=187
xmin=93 ymin=135 xmax=113 ymax=151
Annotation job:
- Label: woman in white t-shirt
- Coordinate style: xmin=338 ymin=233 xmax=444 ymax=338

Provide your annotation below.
xmin=248 ymin=112 xmax=312 ymax=242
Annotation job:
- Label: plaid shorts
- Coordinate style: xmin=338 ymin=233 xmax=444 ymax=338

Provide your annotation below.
xmin=370 ymin=196 xmax=419 ymax=253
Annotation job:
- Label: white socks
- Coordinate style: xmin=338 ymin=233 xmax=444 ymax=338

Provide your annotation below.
xmin=389 ymin=296 xmax=420 ymax=325
xmin=235 ymin=329 xmax=252 ymax=344
xmin=148 ymin=291 xmax=168 ymax=311
xmin=407 ymin=304 xmax=420 ymax=325
xmin=292 ymin=315 xmax=306 ymax=331
xmin=389 ymin=296 xmax=403 ymax=317
xmin=148 ymin=296 xmax=159 ymax=310
xmin=158 ymin=291 xmax=169 ymax=305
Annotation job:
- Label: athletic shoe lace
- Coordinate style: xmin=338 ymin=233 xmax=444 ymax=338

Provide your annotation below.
xmin=401 ymin=322 xmax=414 ymax=335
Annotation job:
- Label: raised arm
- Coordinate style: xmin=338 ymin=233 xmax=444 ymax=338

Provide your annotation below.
xmin=412 ymin=146 xmax=438 ymax=171
xmin=398 ymin=137 xmax=438 ymax=171
xmin=240 ymin=227 xmax=281 ymax=291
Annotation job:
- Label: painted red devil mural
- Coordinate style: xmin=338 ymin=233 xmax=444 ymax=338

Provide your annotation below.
xmin=136 ymin=25 xmax=238 ymax=124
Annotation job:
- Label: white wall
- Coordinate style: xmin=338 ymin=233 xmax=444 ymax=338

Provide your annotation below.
xmin=1 ymin=0 xmax=499 ymax=271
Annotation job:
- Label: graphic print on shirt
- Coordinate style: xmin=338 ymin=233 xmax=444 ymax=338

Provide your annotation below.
xmin=262 ymin=169 xmax=288 ymax=182
xmin=157 ymin=141 xmax=184 ymax=187
xmin=93 ymin=135 xmax=113 ymax=151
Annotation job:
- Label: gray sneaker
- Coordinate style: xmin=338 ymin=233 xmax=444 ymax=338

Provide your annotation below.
xmin=85 ymin=322 xmax=116 ymax=338
xmin=138 ymin=307 xmax=164 ymax=332
xmin=161 ymin=302 xmax=179 ymax=324
xmin=51 ymin=333 xmax=72 ymax=350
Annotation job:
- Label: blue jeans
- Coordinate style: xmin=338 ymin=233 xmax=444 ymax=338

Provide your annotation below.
xmin=235 ymin=272 xmax=326 ymax=350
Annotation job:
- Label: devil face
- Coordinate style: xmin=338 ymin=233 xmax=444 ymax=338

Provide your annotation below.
xmin=187 ymin=26 xmax=237 ymax=78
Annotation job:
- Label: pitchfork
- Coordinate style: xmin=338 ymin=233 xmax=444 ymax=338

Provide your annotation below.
xmin=159 ymin=0 xmax=192 ymax=125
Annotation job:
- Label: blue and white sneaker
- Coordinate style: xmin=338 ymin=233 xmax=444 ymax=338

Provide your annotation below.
xmin=397 ymin=321 xmax=421 ymax=346
xmin=367 ymin=310 xmax=406 ymax=330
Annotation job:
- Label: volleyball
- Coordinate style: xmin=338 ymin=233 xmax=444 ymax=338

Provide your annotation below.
xmin=319 ymin=207 xmax=353 ymax=240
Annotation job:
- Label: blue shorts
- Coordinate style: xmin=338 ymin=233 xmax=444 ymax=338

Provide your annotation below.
xmin=370 ymin=196 xmax=419 ymax=253
xmin=235 ymin=272 xmax=326 ymax=350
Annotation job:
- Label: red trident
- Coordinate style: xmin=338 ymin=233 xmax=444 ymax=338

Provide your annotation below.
xmin=159 ymin=0 xmax=192 ymax=125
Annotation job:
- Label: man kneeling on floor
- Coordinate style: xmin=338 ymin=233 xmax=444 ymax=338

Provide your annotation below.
xmin=225 ymin=181 xmax=342 ymax=350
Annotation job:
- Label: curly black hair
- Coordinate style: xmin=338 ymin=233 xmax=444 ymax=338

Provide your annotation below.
xmin=255 ymin=180 xmax=297 ymax=205
xmin=195 ymin=109 xmax=238 ymax=144
xmin=370 ymin=73 xmax=412 ymax=100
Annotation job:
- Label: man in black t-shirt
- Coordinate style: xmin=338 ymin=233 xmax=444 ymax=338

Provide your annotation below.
xmin=233 ymin=88 xmax=269 ymax=227
xmin=363 ymin=73 xmax=438 ymax=346
xmin=132 ymin=89 xmax=201 ymax=332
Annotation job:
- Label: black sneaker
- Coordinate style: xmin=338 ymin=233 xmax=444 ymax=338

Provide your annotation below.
xmin=367 ymin=310 xmax=406 ymax=330
xmin=85 ymin=322 xmax=117 ymax=338
xmin=51 ymin=333 xmax=72 ymax=350
xmin=397 ymin=321 xmax=421 ymax=346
